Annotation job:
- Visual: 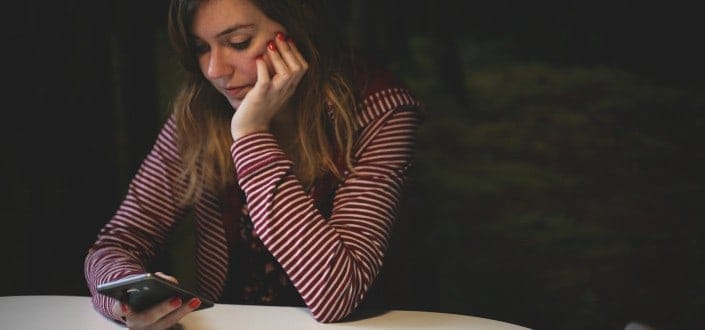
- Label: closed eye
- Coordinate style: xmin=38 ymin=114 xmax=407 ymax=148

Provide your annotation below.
xmin=229 ymin=39 xmax=251 ymax=51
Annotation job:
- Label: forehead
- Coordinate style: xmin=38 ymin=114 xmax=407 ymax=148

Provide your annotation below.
xmin=191 ymin=0 xmax=265 ymax=38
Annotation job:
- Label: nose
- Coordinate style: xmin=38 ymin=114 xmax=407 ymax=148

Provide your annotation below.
xmin=205 ymin=47 xmax=232 ymax=79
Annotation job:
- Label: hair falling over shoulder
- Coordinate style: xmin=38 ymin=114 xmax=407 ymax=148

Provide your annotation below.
xmin=168 ymin=0 xmax=359 ymax=206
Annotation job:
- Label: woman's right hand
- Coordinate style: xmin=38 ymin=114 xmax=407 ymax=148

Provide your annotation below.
xmin=230 ymin=32 xmax=308 ymax=141
xmin=111 ymin=272 xmax=202 ymax=330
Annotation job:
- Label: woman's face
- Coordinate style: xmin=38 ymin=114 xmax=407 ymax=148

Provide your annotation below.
xmin=191 ymin=0 xmax=285 ymax=109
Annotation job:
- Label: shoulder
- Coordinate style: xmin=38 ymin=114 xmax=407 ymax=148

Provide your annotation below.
xmin=352 ymin=57 xmax=423 ymax=129
xmin=155 ymin=115 xmax=179 ymax=147
xmin=149 ymin=114 xmax=181 ymax=163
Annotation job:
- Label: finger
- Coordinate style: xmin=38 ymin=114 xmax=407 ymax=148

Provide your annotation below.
xmin=286 ymin=39 xmax=308 ymax=71
xmin=254 ymin=55 xmax=271 ymax=87
xmin=112 ymin=300 xmax=129 ymax=319
xmin=151 ymin=298 xmax=202 ymax=329
xmin=266 ymin=40 xmax=291 ymax=79
xmin=155 ymin=272 xmax=179 ymax=285
xmin=127 ymin=297 xmax=183 ymax=327
xmin=273 ymin=33 xmax=300 ymax=71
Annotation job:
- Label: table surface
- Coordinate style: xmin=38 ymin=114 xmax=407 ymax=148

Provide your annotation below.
xmin=0 ymin=295 xmax=531 ymax=329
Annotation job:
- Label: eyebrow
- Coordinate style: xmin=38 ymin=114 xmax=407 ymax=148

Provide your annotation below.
xmin=216 ymin=23 xmax=255 ymax=38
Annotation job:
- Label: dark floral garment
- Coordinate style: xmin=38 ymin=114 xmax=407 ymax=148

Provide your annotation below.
xmin=219 ymin=173 xmax=336 ymax=306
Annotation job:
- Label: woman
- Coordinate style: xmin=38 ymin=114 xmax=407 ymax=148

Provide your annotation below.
xmin=84 ymin=0 xmax=422 ymax=328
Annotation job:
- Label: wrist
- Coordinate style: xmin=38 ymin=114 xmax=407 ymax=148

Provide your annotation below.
xmin=231 ymin=125 xmax=269 ymax=141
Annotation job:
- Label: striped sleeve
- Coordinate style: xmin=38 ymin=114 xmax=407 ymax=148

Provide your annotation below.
xmin=230 ymin=88 xmax=422 ymax=322
xmin=84 ymin=117 xmax=186 ymax=321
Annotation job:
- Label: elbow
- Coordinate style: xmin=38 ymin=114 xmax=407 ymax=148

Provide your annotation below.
xmin=312 ymin=310 xmax=352 ymax=324
xmin=309 ymin=292 xmax=361 ymax=323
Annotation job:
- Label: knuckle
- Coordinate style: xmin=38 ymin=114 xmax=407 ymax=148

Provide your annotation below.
xmin=161 ymin=311 xmax=186 ymax=327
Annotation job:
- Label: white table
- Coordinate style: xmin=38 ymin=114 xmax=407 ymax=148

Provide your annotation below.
xmin=0 ymin=295 xmax=531 ymax=329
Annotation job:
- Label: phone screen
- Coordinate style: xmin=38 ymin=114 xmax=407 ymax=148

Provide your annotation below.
xmin=97 ymin=273 xmax=214 ymax=312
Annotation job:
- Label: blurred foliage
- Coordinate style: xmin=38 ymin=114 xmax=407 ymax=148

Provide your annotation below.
xmin=382 ymin=34 xmax=705 ymax=329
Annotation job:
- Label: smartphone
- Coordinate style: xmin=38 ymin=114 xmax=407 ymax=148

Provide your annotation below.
xmin=97 ymin=273 xmax=214 ymax=312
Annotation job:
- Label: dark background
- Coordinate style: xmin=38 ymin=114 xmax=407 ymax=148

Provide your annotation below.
xmin=2 ymin=1 xmax=704 ymax=329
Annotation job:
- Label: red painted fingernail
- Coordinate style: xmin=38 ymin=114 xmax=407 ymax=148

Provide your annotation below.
xmin=276 ymin=32 xmax=286 ymax=41
xmin=120 ymin=303 xmax=129 ymax=313
xmin=170 ymin=297 xmax=182 ymax=307
xmin=189 ymin=298 xmax=202 ymax=309
xmin=267 ymin=40 xmax=276 ymax=51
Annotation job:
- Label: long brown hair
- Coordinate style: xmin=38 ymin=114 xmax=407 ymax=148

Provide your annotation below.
xmin=167 ymin=0 xmax=358 ymax=205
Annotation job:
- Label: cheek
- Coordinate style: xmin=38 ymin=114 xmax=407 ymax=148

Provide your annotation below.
xmin=228 ymin=52 xmax=259 ymax=82
xmin=240 ymin=57 xmax=259 ymax=80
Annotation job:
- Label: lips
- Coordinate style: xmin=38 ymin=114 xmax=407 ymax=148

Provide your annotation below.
xmin=224 ymin=85 xmax=252 ymax=99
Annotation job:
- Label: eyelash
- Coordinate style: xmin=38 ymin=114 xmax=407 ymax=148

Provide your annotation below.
xmin=192 ymin=38 xmax=251 ymax=55
xmin=229 ymin=39 xmax=251 ymax=51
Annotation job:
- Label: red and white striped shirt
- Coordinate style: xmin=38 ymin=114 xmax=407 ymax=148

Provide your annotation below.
xmin=84 ymin=75 xmax=422 ymax=323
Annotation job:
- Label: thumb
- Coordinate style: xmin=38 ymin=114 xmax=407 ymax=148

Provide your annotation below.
xmin=111 ymin=300 xmax=130 ymax=319
xmin=154 ymin=272 xmax=179 ymax=285
xmin=254 ymin=56 xmax=271 ymax=89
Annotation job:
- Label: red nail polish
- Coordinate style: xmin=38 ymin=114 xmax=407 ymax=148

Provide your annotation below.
xmin=276 ymin=32 xmax=286 ymax=41
xmin=170 ymin=297 xmax=182 ymax=307
xmin=189 ymin=298 xmax=202 ymax=309
xmin=120 ymin=303 xmax=129 ymax=313
xmin=267 ymin=41 xmax=276 ymax=51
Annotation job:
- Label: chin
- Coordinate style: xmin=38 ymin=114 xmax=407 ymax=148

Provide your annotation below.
xmin=229 ymin=99 xmax=242 ymax=110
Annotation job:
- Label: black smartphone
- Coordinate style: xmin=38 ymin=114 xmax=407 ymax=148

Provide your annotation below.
xmin=97 ymin=273 xmax=214 ymax=312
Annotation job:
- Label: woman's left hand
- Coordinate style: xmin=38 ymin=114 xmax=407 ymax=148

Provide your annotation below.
xmin=230 ymin=33 xmax=308 ymax=141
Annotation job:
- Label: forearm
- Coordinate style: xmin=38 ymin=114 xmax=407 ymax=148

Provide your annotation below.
xmin=85 ymin=117 xmax=186 ymax=321
xmin=231 ymin=134 xmax=368 ymax=321
xmin=230 ymin=107 xmax=418 ymax=322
